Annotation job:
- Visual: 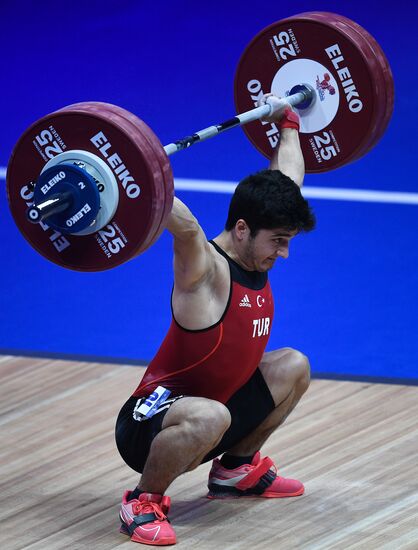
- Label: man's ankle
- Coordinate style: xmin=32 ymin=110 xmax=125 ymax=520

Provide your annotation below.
xmin=220 ymin=453 xmax=255 ymax=469
xmin=129 ymin=486 xmax=141 ymax=500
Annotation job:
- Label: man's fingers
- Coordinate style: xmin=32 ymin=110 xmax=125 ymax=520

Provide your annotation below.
xmin=256 ymin=93 xmax=292 ymax=122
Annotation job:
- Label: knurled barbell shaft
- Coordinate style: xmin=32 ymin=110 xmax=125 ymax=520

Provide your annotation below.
xmin=163 ymin=90 xmax=310 ymax=156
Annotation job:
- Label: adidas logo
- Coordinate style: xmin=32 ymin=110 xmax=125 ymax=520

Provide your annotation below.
xmin=239 ymin=294 xmax=252 ymax=308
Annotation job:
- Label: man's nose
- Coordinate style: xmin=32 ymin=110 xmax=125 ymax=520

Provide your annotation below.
xmin=276 ymin=245 xmax=289 ymax=259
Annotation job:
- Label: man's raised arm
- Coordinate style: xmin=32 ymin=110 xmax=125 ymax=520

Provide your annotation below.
xmin=270 ymin=122 xmax=305 ymax=188
xmin=165 ymin=197 xmax=214 ymax=290
xmin=257 ymin=94 xmax=305 ymax=188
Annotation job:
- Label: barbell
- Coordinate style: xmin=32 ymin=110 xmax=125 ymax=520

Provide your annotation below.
xmin=6 ymin=11 xmax=394 ymax=272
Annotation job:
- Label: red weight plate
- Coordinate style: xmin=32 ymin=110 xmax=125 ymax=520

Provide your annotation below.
xmin=64 ymin=102 xmax=169 ymax=255
xmin=103 ymin=105 xmax=173 ymax=251
xmin=122 ymin=112 xmax=174 ymax=246
xmin=7 ymin=104 xmax=165 ymax=271
xmin=293 ymin=12 xmax=392 ymax=166
xmin=320 ymin=13 xmax=394 ymax=161
xmin=97 ymin=104 xmax=174 ymax=248
xmin=234 ymin=12 xmax=393 ymax=172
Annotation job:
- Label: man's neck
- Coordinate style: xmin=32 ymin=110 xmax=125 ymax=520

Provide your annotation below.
xmin=213 ymin=230 xmax=236 ymax=258
xmin=213 ymin=231 xmax=252 ymax=270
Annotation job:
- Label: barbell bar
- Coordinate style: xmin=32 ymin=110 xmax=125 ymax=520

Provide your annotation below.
xmin=163 ymin=87 xmax=313 ymax=156
xmin=6 ymin=11 xmax=394 ymax=272
xmin=25 ymin=86 xmax=313 ymax=227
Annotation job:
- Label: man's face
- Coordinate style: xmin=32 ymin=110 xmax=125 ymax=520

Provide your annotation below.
xmin=241 ymin=227 xmax=298 ymax=272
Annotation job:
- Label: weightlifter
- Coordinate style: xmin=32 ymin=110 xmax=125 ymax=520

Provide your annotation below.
xmin=115 ymin=94 xmax=316 ymax=546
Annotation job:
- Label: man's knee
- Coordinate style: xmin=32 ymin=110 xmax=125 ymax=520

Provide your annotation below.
xmin=187 ymin=399 xmax=231 ymax=444
xmin=262 ymin=347 xmax=310 ymax=395
xmin=285 ymin=348 xmax=311 ymax=390
xmin=165 ymin=397 xmax=231 ymax=446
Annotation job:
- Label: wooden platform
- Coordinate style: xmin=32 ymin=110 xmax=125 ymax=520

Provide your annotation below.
xmin=0 ymin=355 xmax=417 ymax=549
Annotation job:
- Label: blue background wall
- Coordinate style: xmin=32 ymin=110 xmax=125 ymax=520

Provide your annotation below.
xmin=1 ymin=0 xmax=417 ymax=381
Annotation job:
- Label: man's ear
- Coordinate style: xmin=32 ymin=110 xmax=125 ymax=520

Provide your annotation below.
xmin=234 ymin=219 xmax=250 ymax=241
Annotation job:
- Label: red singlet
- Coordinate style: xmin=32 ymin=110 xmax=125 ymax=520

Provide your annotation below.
xmin=133 ymin=241 xmax=274 ymax=404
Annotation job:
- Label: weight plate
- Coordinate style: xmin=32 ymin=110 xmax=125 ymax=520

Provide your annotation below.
xmin=234 ymin=11 xmax=394 ymax=172
xmin=62 ymin=102 xmax=168 ymax=255
xmin=7 ymin=103 xmax=165 ymax=271
xmin=321 ymin=13 xmax=394 ymax=162
xmin=121 ymin=111 xmax=174 ymax=246
xmin=93 ymin=103 xmax=174 ymax=250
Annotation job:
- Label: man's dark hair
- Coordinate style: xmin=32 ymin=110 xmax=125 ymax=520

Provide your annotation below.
xmin=225 ymin=169 xmax=316 ymax=236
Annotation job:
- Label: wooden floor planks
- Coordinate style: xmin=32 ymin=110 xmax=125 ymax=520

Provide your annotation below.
xmin=0 ymin=355 xmax=417 ymax=549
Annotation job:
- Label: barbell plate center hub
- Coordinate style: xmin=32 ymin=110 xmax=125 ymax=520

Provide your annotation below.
xmin=41 ymin=149 xmax=120 ymax=235
xmin=29 ymin=164 xmax=101 ymax=234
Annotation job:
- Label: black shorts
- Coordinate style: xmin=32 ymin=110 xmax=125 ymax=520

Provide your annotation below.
xmin=115 ymin=368 xmax=275 ymax=474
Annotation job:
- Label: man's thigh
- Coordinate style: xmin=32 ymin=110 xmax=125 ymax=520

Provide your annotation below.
xmin=115 ymin=395 xmax=223 ymax=473
xmin=115 ymin=394 xmax=184 ymax=474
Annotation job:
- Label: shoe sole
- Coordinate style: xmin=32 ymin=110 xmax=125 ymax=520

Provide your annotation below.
xmin=206 ymin=487 xmax=305 ymax=499
xmin=120 ymin=521 xmax=176 ymax=546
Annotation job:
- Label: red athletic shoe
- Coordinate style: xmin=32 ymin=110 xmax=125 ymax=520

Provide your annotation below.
xmin=207 ymin=451 xmax=304 ymax=499
xmin=119 ymin=491 xmax=176 ymax=545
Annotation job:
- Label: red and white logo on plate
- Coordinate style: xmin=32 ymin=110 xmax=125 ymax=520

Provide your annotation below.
xmin=271 ymin=58 xmax=340 ymax=133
